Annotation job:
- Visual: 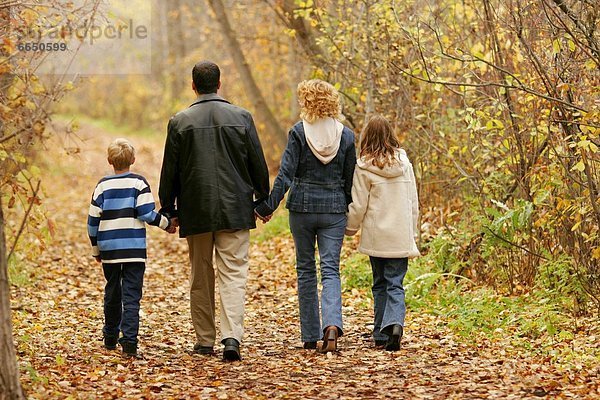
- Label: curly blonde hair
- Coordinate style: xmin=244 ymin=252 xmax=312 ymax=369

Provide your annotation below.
xmin=107 ymin=138 xmax=135 ymax=170
xmin=297 ymin=79 xmax=343 ymax=123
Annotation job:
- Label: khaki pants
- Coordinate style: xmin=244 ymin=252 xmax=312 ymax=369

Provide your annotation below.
xmin=187 ymin=229 xmax=249 ymax=346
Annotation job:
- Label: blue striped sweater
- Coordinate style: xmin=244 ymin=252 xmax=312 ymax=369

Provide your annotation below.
xmin=87 ymin=172 xmax=169 ymax=264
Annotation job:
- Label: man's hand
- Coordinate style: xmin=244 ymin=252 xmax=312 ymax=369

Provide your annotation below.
xmin=254 ymin=210 xmax=272 ymax=223
xmin=94 ymin=256 xmax=102 ymax=263
xmin=166 ymin=217 xmax=179 ymax=234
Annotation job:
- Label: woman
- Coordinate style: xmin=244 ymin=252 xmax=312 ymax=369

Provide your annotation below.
xmin=255 ymin=79 xmax=356 ymax=352
xmin=345 ymin=115 xmax=420 ymax=351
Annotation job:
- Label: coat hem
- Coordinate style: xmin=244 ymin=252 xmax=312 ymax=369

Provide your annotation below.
xmin=358 ymin=247 xmax=421 ymax=258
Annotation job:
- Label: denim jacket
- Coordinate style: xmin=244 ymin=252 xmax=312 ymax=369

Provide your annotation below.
xmin=255 ymin=121 xmax=356 ymax=215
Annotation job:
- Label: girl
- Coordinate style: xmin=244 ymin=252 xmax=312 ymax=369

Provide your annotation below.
xmin=345 ymin=115 xmax=420 ymax=351
xmin=255 ymin=79 xmax=356 ymax=352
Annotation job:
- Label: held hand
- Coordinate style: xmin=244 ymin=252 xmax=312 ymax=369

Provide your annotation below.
xmin=170 ymin=217 xmax=179 ymax=228
xmin=254 ymin=210 xmax=272 ymax=223
xmin=344 ymin=228 xmax=357 ymax=237
xmin=166 ymin=225 xmax=177 ymax=234
xmin=94 ymin=256 xmax=101 ymax=263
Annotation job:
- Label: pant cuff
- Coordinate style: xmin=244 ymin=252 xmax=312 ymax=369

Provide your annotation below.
xmin=381 ymin=322 xmax=403 ymax=336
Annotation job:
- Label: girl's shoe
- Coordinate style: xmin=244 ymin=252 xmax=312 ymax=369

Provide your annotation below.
xmin=385 ymin=325 xmax=403 ymax=351
xmin=303 ymin=341 xmax=317 ymax=349
xmin=318 ymin=326 xmax=338 ymax=353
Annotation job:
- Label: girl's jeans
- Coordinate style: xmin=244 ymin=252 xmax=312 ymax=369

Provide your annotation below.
xmin=370 ymin=257 xmax=408 ymax=341
xmin=289 ymin=212 xmax=346 ymax=342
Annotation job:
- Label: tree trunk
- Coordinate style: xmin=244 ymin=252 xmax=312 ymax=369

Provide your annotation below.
xmin=274 ymin=0 xmax=328 ymax=70
xmin=206 ymin=0 xmax=286 ymax=150
xmin=0 ymin=195 xmax=25 ymax=400
xmin=288 ymin=39 xmax=300 ymax=120
xmin=0 ymin=3 xmax=25 ymax=397
xmin=167 ymin=0 xmax=187 ymax=100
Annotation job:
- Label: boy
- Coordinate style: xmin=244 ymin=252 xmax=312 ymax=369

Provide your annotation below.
xmin=87 ymin=138 xmax=175 ymax=358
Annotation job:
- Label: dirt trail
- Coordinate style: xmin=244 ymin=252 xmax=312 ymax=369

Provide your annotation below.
xmin=10 ymin=122 xmax=599 ymax=399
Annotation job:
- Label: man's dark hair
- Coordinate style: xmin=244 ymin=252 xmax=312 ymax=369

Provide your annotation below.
xmin=192 ymin=61 xmax=220 ymax=94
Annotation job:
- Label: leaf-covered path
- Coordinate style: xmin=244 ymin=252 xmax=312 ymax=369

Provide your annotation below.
xmin=11 ymin=123 xmax=599 ymax=399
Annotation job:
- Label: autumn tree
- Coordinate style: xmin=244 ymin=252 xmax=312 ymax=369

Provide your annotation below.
xmin=206 ymin=0 xmax=287 ymax=149
xmin=275 ymin=0 xmax=599 ymax=309
xmin=0 ymin=2 xmax=101 ymax=397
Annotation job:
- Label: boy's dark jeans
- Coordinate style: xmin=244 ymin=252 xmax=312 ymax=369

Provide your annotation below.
xmin=102 ymin=262 xmax=145 ymax=345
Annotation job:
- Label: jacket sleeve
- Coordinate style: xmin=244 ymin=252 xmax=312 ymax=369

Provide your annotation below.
xmin=343 ymin=133 xmax=357 ymax=207
xmin=158 ymin=117 xmax=180 ymax=218
xmin=87 ymin=184 xmax=103 ymax=257
xmin=346 ymin=168 xmax=371 ymax=234
xmin=136 ymin=180 xmax=170 ymax=230
xmin=244 ymin=112 xmax=270 ymax=202
xmin=408 ymin=162 xmax=420 ymax=238
xmin=254 ymin=129 xmax=301 ymax=217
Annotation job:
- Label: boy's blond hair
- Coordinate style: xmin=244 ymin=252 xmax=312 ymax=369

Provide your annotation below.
xmin=107 ymin=138 xmax=135 ymax=170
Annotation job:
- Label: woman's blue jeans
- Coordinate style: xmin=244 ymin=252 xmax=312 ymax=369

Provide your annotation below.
xmin=370 ymin=257 xmax=408 ymax=341
xmin=289 ymin=212 xmax=346 ymax=342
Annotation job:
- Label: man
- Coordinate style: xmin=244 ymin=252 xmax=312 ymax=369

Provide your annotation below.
xmin=159 ymin=61 xmax=270 ymax=361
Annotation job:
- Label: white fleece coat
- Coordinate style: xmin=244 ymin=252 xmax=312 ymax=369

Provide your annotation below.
xmin=346 ymin=149 xmax=420 ymax=258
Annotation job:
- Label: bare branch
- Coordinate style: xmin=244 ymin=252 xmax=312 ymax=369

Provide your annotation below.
xmin=389 ymin=61 xmax=588 ymax=112
xmin=7 ymin=180 xmax=40 ymax=262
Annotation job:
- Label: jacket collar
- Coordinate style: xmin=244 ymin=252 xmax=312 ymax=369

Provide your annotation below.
xmin=190 ymin=93 xmax=230 ymax=107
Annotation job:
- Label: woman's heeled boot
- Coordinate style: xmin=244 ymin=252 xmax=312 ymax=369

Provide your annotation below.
xmin=319 ymin=326 xmax=338 ymax=353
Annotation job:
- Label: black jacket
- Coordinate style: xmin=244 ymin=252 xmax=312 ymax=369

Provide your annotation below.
xmin=159 ymin=93 xmax=270 ymax=237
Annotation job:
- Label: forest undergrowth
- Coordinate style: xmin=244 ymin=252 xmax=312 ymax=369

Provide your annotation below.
xmin=6 ymin=120 xmax=599 ymax=399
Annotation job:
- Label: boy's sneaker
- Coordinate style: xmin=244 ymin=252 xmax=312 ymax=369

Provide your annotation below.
xmin=104 ymin=336 xmax=118 ymax=350
xmin=121 ymin=342 xmax=140 ymax=358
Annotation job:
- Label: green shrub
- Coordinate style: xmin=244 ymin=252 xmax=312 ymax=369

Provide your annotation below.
xmin=251 ymin=210 xmax=291 ymax=244
xmin=536 ymin=255 xmax=588 ymax=314
xmin=341 ymin=253 xmax=372 ymax=293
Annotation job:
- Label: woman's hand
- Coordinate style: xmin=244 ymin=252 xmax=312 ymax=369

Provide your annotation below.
xmin=255 ymin=210 xmax=272 ymax=223
xmin=345 ymin=228 xmax=357 ymax=236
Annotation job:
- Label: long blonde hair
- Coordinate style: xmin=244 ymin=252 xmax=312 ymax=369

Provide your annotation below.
xmin=360 ymin=115 xmax=400 ymax=169
xmin=297 ymin=79 xmax=343 ymax=123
